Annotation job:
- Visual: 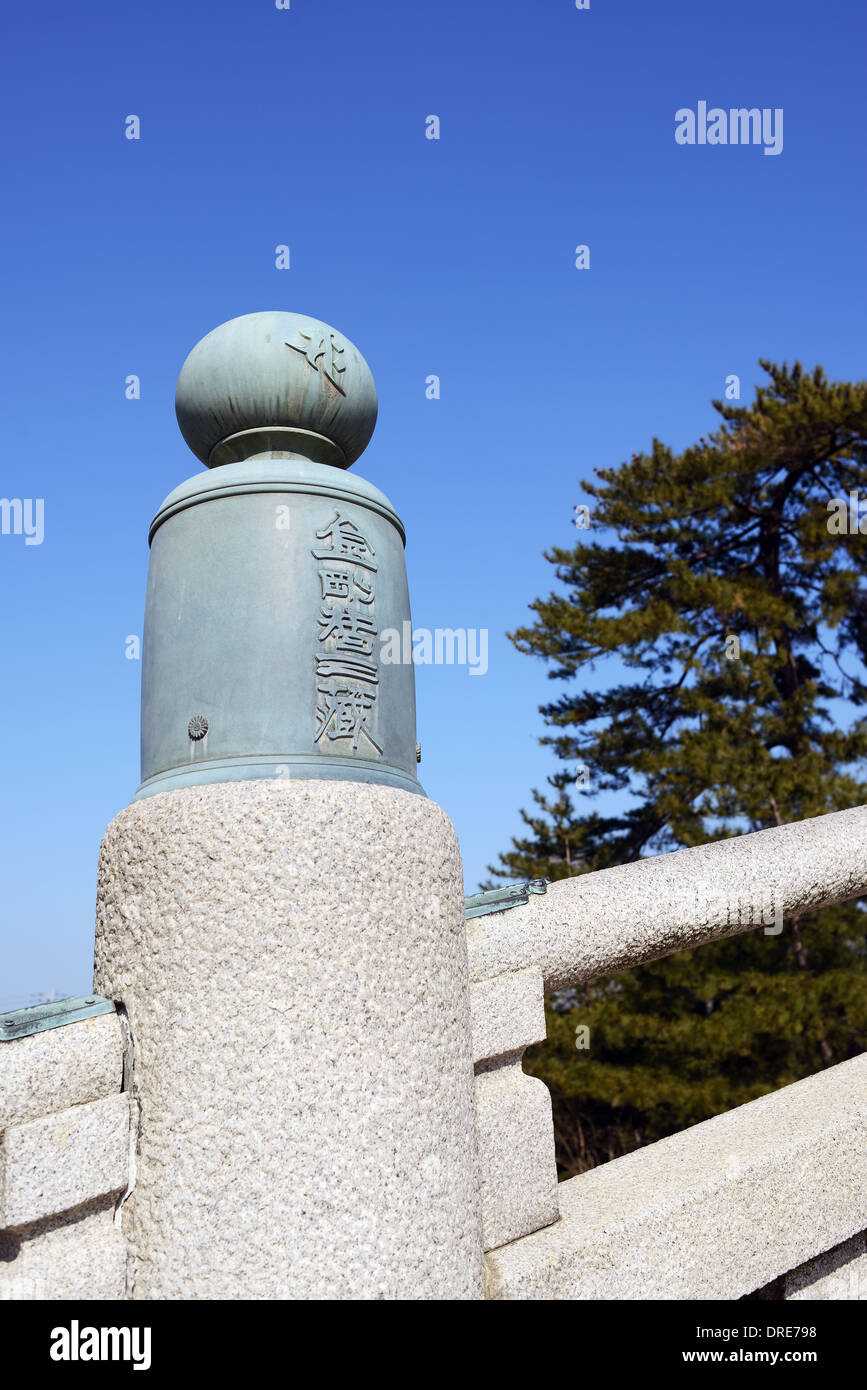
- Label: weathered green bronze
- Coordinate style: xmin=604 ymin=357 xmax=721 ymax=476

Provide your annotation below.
xmin=137 ymin=311 xmax=423 ymax=799
xmin=463 ymin=880 xmax=550 ymax=920
xmin=0 ymin=995 xmax=116 ymax=1042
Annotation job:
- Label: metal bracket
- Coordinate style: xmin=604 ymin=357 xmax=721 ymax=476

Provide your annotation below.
xmin=0 ymin=994 xmax=116 ymax=1042
xmin=464 ymin=878 xmax=550 ymax=920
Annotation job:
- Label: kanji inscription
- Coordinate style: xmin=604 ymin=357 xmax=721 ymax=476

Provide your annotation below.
xmin=312 ymin=512 xmax=382 ymax=755
xmin=286 ymin=330 xmax=347 ymax=395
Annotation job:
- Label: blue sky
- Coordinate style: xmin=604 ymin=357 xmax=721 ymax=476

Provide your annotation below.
xmin=1 ymin=0 xmax=865 ymax=1005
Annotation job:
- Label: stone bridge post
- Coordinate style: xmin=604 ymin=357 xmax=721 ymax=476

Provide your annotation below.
xmin=94 ymin=312 xmax=484 ymax=1299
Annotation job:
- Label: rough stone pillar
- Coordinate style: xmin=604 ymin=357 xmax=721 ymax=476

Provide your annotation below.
xmin=95 ymin=779 xmax=483 ymax=1299
xmin=93 ymin=311 xmax=483 ymax=1298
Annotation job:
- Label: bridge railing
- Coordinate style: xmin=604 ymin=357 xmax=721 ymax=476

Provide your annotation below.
xmin=467 ymin=806 xmax=867 ymax=1296
xmin=1 ymin=808 xmax=864 ymax=1299
xmin=468 ymin=805 xmax=867 ymax=990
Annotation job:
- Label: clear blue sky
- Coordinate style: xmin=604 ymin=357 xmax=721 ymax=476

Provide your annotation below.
xmin=1 ymin=0 xmax=864 ymax=1006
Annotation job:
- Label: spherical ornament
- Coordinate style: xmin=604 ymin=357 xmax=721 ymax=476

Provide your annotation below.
xmin=175 ymin=311 xmax=378 ymax=469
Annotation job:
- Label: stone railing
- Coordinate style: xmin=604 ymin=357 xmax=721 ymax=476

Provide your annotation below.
xmin=486 ymin=1054 xmax=866 ymax=1299
xmin=468 ymin=805 xmax=867 ymax=989
xmin=0 ymin=998 xmax=130 ymax=1300
xmin=1 ymin=807 xmax=865 ymax=1299
xmin=467 ymin=806 xmax=867 ymax=1298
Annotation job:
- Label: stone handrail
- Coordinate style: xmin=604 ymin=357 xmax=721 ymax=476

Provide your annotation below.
xmin=468 ymin=806 xmax=867 ymax=991
xmin=0 ymin=1007 xmax=128 ymax=1300
xmin=486 ymin=1053 xmax=867 ymax=1300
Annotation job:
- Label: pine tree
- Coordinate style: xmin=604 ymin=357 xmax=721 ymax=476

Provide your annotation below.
xmin=490 ymin=362 xmax=867 ymax=1176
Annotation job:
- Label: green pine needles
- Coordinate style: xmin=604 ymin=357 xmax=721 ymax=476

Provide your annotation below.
xmin=490 ymin=361 xmax=867 ymax=1177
